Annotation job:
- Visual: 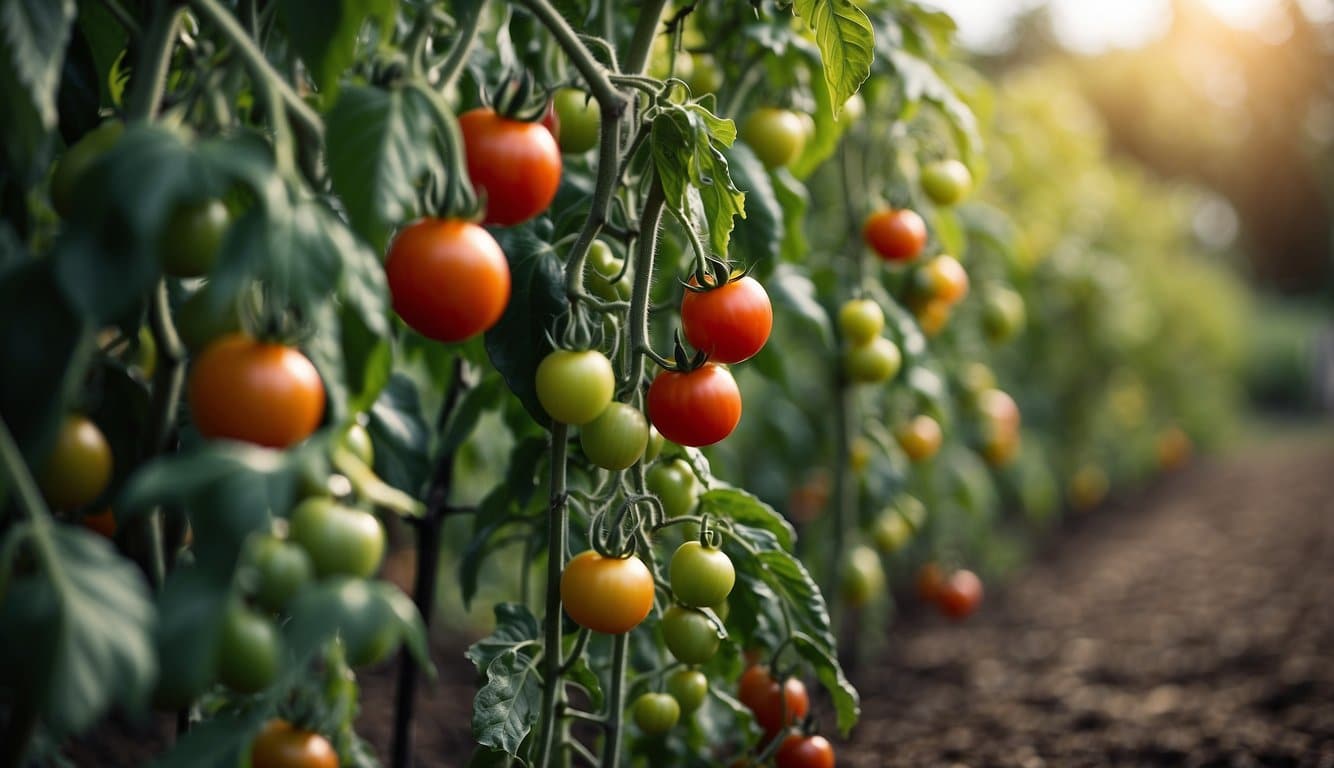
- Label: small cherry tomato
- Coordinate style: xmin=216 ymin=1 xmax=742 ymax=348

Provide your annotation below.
xmin=188 ymin=335 xmax=325 ymax=448
xmin=840 ymin=544 xmax=884 ymax=608
xmin=633 ymin=692 xmax=680 ymax=734
xmin=737 ymin=665 xmax=809 ymax=736
xmin=661 ymin=604 xmax=720 ymax=665
xmin=913 ymin=297 xmax=953 ymax=337
xmin=895 ymin=415 xmax=942 ymax=462
xmin=843 ymin=336 xmax=902 ymax=384
xmin=643 ymin=426 xmax=665 ymax=463
xmin=863 ymin=208 xmax=927 ymax=262
xmin=838 ymin=299 xmax=884 ymax=346
xmin=740 ymin=108 xmax=806 ymax=169
xmin=921 ymin=159 xmax=973 ymax=206
xmin=665 ymin=668 xmax=709 ymax=715
xmin=776 ymin=734 xmax=836 ymax=768
xmin=981 ymin=285 xmax=1026 ymax=343
xmin=918 ymin=255 xmax=969 ymax=305
xmin=647 ymin=363 xmax=742 ymax=447
xmin=386 ymin=218 xmax=511 ymax=343
xmin=560 ymin=550 xmax=654 ymax=634
xmin=936 ymin=569 xmax=983 ymax=620
xmin=288 ymin=497 xmax=385 ymax=579
xmin=680 ymin=274 xmax=773 ymax=364
xmin=160 ymin=199 xmax=229 ymax=278
xmin=670 ymin=540 xmax=735 ymax=608
xmin=217 ymin=601 xmax=281 ymax=693
xmin=1156 ymin=426 xmax=1192 ymax=471
xmin=579 ymin=402 xmax=649 ymax=470
xmin=646 ymin=458 xmax=701 ymax=518
xmin=585 ymin=240 xmax=633 ymax=302
xmin=536 ymin=349 xmax=616 ymax=426
xmin=37 ymin=414 xmax=112 ymax=509
xmin=871 ymin=510 xmax=912 ymax=554
xmin=553 ymin=88 xmax=600 ymax=154
xmin=250 ymin=719 xmax=338 ymax=768
xmin=459 ymin=107 xmax=562 ymax=226
xmin=247 ymin=535 xmax=314 ymax=612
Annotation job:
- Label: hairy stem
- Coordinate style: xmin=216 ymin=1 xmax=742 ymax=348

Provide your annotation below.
xmin=124 ymin=2 xmax=183 ymax=121
xmin=599 ymin=633 xmax=630 ymax=768
xmin=533 ymin=422 xmax=570 ymax=768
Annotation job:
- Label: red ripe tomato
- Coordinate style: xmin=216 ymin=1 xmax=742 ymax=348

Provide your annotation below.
xmin=936 ymin=569 xmax=983 ymax=620
xmin=188 ymin=335 xmax=325 ymax=448
xmin=250 ymin=719 xmax=338 ymax=768
xmin=385 ymin=218 xmax=511 ymax=343
xmin=459 ymin=107 xmax=561 ymax=226
xmin=863 ymin=208 xmax=927 ymax=262
xmin=647 ymin=363 xmax=742 ymax=447
xmin=680 ymin=275 xmax=772 ymax=364
xmin=737 ymin=665 xmax=809 ymax=736
xmin=776 ymin=734 xmax=836 ymax=768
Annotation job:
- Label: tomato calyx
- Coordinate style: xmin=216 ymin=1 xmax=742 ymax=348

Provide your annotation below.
xmin=683 ymin=256 xmax=751 ymax=295
xmin=485 ymin=73 xmax=554 ymax=123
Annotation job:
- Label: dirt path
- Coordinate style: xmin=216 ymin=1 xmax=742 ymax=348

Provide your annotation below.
xmin=841 ymin=433 xmax=1334 ymax=767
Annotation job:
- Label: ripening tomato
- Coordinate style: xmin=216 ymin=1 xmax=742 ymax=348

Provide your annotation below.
xmin=160 ymin=199 xmax=229 ymax=278
xmin=737 ymin=665 xmax=809 ymax=736
xmin=560 ymin=550 xmax=654 ymax=634
xmin=647 ymin=363 xmax=741 ymax=447
xmin=536 ymin=349 xmax=616 ymax=426
xmin=646 ymin=457 xmax=701 ymax=518
xmin=670 ymin=540 xmax=735 ymax=608
xmin=921 ymin=159 xmax=973 ymax=206
xmin=848 ymin=436 xmax=873 ymax=474
xmin=776 ymin=734 xmax=836 ymax=768
xmin=843 ymin=336 xmax=902 ymax=384
xmin=681 ymin=275 xmax=772 ymax=364
xmin=1068 ymin=465 xmax=1109 ymax=510
xmin=553 ymin=88 xmax=600 ymax=154
xmin=1156 ymin=426 xmax=1192 ymax=471
xmin=916 ymin=562 xmax=945 ymax=604
xmin=188 ymin=335 xmax=325 ymax=448
xmin=386 ymin=218 xmax=511 ymax=343
xmin=579 ymin=402 xmax=649 ymax=470
xmin=914 ymin=298 xmax=952 ymax=337
xmin=666 ymin=668 xmax=709 ymax=715
xmin=936 ymin=569 xmax=983 ymax=620
xmin=250 ymin=719 xmax=338 ymax=768
xmin=977 ymin=389 xmax=1021 ymax=439
xmin=981 ymin=430 xmax=1020 ymax=467
xmin=661 ymin=604 xmax=720 ymax=664
xmin=740 ymin=108 xmax=806 ymax=169
xmin=838 ymin=299 xmax=884 ymax=345
xmin=633 ymin=692 xmax=681 ymax=735
xmin=918 ymin=255 xmax=969 ymax=305
xmin=863 ymin=208 xmax=927 ymax=262
xmin=895 ymin=415 xmax=942 ymax=462
xmin=38 ymin=414 xmax=113 ymax=509
xmin=459 ymin=107 xmax=561 ymax=226
xmin=871 ymin=510 xmax=912 ymax=554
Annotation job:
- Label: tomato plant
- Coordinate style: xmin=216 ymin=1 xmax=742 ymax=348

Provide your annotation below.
xmin=647 ymin=363 xmax=742 ymax=447
xmin=459 ymin=107 xmax=562 ymax=226
xmin=385 ymin=218 xmax=511 ymax=343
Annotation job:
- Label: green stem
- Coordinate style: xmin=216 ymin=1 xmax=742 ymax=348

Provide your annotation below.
xmin=624 ymin=0 xmax=671 ymax=76
xmin=627 ymin=177 xmax=667 ymax=390
xmin=0 ymin=418 xmax=65 ymax=590
xmin=599 ymin=633 xmax=630 ymax=768
xmin=124 ymin=2 xmax=183 ymax=121
xmin=533 ymin=421 xmax=570 ymax=768
xmin=188 ymin=0 xmax=324 ymax=142
xmin=436 ymin=0 xmax=486 ymax=92
xmin=513 ymin=0 xmax=623 ymax=108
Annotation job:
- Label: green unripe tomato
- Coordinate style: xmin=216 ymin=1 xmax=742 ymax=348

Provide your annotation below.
xmin=248 ymin=535 xmax=314 ymax=612
xmin=921 ymin=159 xmax=973 ymax=206
xmin=175 ymin=285 xmax=243 ymax=353
xmin=871 ymin=511 xmax=912 ymax=554
xmin=585 ymin=240 xmax=633 ymax=302
xmin=665 ymin=668 xmax=709 ymax=715
xmin=643 ymin=426 xmax=665 ymax=463
xmin=553 ymin=88 xmax=600 ymax=154
xmin=684 ymin=53 xmax=723 ymax=94
xmin=669 ymin=540 xmax=735 ymax=607
xmin=335 ymin=582 xmax=402 ymax=667
xmin=661 ymin=604 xmax=720 ymax=664
xmin=579 ymin=402 xmax=649 ymax=470
xmin=838 ymin=299 xmax=884 ymax=346
xmin=217 ymin=602 xmax=281 ymax=693
xmin=646 ymin=458 xmax=701 ymax=518
xmin=160 ymin=199 xmax=229 ymax=277
xmin=288 ymin=497 xmax=386 ymax=579
xmin=535 ymin=349 xmax=615 ymax=425
xmin=50 ymin=121 xmax=123 ymax=217
xmin=840 ymin=544 xmax=885 ymax=608
xmin=740 ymin=108 xmax=806 ymax=169
xmin=632 ymin=692 xmax=680 ymax=734
xmin=981 ymin=286 xmax=1026 ymax=343
xmin=844 ymin=336 xmax=902 ymax=384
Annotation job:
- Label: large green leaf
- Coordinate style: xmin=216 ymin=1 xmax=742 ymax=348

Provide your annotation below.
xmin=0 ymin=0 xmax=76 ymax=126
xmin=466 ymin=602 xmax=541 ymax=673
xmin=651 ymin=103 xmax=746 ymax=259
xmin=724 ymin=143 xmax=782 ymax=266
xmin=792 ymin=0 xmax=874 ymax=118
xmin=326 ymin=82 xmax=445 ymax=253
xmin=702 ymin=487 xmax=796 ymax=552
xmin=276 ymin=0 xmax=396 ymax=101
xmin=790 ymin=633 xmax=860 ymax=735
xmin=0 ymin=525 xmax=156 ymax=736
xmin=472 ymin=645 xmax=542 ymax=757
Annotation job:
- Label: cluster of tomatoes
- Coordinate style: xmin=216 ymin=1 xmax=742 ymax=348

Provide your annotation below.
xmin=733 ymin=664 xmax=834 ymax=768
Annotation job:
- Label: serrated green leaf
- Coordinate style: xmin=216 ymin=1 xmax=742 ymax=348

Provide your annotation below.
xmin=0 ymin=525 xmax=156 ymax=735
xmin=466 ymin=602 xmax=540 ymax=673
xmin=276 ymin=0 xmax=396 ymax=101
xmin=724 ymin=143 xmax=782 ymax=267
xmin=0 ymin=0 xmax=76 ymax=126
xmin=651 ymin=103 xmax=746 ymax=258
xmin=326 ymin=83 xmax=444 ymax=252
xmin=473 ymin=645 xmax=542 ymax=756
xmin=368 ymin=373 xmax=432 ymax=495
xmin=701 ymin=487 xmax=796 ymax=552
xmin=792 ymin=0 xmax=874 ymax=118
xmin=790 ymin=633 xmax=860 ymax=735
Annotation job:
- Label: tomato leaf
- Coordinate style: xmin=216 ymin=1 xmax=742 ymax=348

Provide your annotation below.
xmin=885 ymin=49 xmax=981 ymax=159
xmin=326 ymin=83 xmax=446 ymax=253
xmin=0 ymin=0 xmax=76 ymax=130
xmin=790 ymin=632 xmax=861 ymax=736
xmin=701 ymin=487 xmax=796 ymax=552
xmin=0 ymin=525 xmax=156 ymax=736
xmin=147 ymin=709 xmax=265 ymax=768
xmin=767 ymin=264 xmax=834 ymax=350
xmin=724 ymin=143 xmax=782 ymax=267
xmin=651 ymin=103 xmax=746 ymax=259
xmin=151 ymin=567 xmax=227 ymax=710
xmin=791 ymin=0 xmax=874 ymax=119
xmin=771 ymin=169 xmax=811 ymax=264
xmin=472 ymin=645 xmax=542 ymax=757
xmin=467 ymin=602 xmax=540 ymax=674
xmin=368 ymin=373 xmax=433 ymax=495
xmin=275 ymin=0 xmax=395 ymax=102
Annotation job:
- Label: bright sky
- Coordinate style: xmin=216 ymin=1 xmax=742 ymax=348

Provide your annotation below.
xmin=921 ymin=0 xmax=1332 ymax=52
